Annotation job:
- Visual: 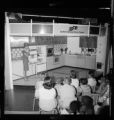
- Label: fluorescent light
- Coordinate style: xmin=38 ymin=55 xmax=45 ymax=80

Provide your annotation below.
xmin=99 ymin=8 xmax=110 ymax=10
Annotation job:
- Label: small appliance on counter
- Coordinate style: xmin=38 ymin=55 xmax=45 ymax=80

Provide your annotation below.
xmin=47 ymin=47 xmax=54 ymax=57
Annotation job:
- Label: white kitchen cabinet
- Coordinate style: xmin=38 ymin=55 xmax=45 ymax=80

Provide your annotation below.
xmin=64 ymin=54 xmax=84 ymax=68
xmin=53 ymin=55 xmax=64 ymax=68
xmin=46 ymin=56 xmax=54 ymax=70
xmin=46 ymin=55 xmax=64 ymax=70
xmin=36 ymin=63 xmax=46 ymax=73
xmin=26 ymin=63 xmax=36 ymax=76
xmin=85 ymin=55 xmax=96 ymax=70
xmin=64 ymin=54 xmax=96 ymax=69
xmin=12 ymin=60 xmax=24 ymax=80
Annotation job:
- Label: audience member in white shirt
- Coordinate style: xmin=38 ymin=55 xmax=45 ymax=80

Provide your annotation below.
xmin=54 ymin=77 xmax=64 ymax=98
xmin=70 ymin=70 xmax=79 ymax=90
xmin=35 ymin=76 xmax=57 ymax=112
xmin=58 ymin=77 xmax=77 ymax=110
xmin=87 ymin=70 xmax=97 ymax=93
xmin=35 ymin=71 xmax=47 ymax=89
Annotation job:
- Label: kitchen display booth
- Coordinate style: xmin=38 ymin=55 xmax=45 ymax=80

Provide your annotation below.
xmin=6 ymin=20 xmax=109 ymax=86
xmin=11 ymin=37 xmax=47 ymax=80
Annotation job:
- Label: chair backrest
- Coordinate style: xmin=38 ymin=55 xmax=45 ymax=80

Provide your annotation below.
xmin=39 ymin=108 xmax=58 ymax=114
xmin=91 ymin=93 xmax=99 ymax=105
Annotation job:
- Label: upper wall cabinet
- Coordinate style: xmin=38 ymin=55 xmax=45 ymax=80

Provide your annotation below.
xmin=80 ymin=36 xmax=97 ymax=48
xmin=35 ymin=36 xmax=54 ymax=45
xmin=53 ymin=36 xmax=67 ymax=44
xmin=89 ymin=26 xmax=99 ymax=35
xmin=10 ymin=23 xmax=31 ymax=36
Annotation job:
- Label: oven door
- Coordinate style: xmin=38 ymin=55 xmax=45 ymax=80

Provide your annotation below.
xmin=53 ymin=55 xmax=60 ymax=64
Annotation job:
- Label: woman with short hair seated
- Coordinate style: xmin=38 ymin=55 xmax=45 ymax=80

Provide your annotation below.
xmin=35 ymin=76 xmax=57 ymax=113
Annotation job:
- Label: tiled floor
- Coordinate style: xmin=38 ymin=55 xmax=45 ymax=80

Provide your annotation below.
xmin=5 ymin=66 xmax=90 ymax=111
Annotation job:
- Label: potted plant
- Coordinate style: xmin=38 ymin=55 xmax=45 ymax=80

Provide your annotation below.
xmin=65 ymin=47 xmax=68 ymax=54
xmin=60 ymin=48 xmax=63 ymax=54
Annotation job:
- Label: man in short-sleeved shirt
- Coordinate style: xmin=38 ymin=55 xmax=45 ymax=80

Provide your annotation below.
xmin=58 ymin=78 xmax=77 ymax=109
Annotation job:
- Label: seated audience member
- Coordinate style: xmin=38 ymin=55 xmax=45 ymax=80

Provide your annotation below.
xmin=95 ymin=73 xmax=104 ymax=90
xmin=70 ymin=70 xmax=77 ymax=78
xmin=50 ymin=76 xmax=56 ymax=88
xmin=94 ymin=102 xmax=103 ymax=115
xmin=58 ymin=77 xmax=77 ymax=110
xmin=54 ymin=77 xmax=64 ymax=97
xmin=60 ymin=100 xmax=81 ymax=115
xmin=97 ymin=76 xmax=110 ymax=105
xmin=79 ymin=96 xmax=94 ymax=115
xmin=35 ymin=71 xmax=47 ymax=89
xmin=35 ymin=76 xmax=57 ymax=112
xmin=88 ymin=70 xmax=97 ymax=93
xmin=70 ymin=70 xmax=79 ymax=90
xmin=97 ymin=105 xmax=110 ymax=116
xmin=77 ymin=78 xmax=92 ymax=97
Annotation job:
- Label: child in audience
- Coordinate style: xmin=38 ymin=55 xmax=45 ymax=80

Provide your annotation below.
xmin=70 ymin=70 xmax=79 ymax=90
xmin=79 ymin=95 xmax=94 ymax=115
xmin=77 ymin=78 xmax=92 ymax=97
xmin=88 ymin=70 xmax=97 ymax=93
xmin=60 ymin=100 xmax=81 ymax=115
xmin=35 ymin=71 xmax=47 ymax=89
xmin=54 ymin=77 xmax=64 ymax=97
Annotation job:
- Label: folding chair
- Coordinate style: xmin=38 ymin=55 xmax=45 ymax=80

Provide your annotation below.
xmin=91 ymin=93 xmax=99 ymax=105
xmin=38 ymin=108 xmax=58 ymax=114
xmin=33 ymin=96 xmax=39 ymax=111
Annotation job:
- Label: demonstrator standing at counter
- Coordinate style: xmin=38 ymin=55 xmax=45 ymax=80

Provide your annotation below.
xmin=22 ymin=43 xmax=29 ymax=81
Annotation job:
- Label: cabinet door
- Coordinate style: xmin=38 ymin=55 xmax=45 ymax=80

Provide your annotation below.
xmin=46 ymin=57 xmax=54 ymax=70
xmin=85 ymin=56 xmax=96 ymax=69
xmin=36 ymin=64 xmax=46 ymax=73
xmin=76 ymin=55 xmax=85 ymax=68
xmin=26 ymin=63 xmax=35 ymax=76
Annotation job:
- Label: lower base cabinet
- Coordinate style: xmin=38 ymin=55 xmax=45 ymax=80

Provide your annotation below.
xmin=36 ymin=63 xmax=47 ymax=73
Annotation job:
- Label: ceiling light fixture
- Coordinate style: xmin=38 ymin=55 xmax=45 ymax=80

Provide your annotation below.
xmin=99 ymin=7 xmax=110 ymax=10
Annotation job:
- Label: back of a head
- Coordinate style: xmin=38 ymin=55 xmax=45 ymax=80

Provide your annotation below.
xmin=80 ymin=78 xmax=88 ymax=85
xmin=44 ymin=76 xmax=51 ymax=82
xmin=41 ymin=71 xmax=46 ymax=76
xmin=70 ymin=100 xmax=81 ymax=114
xmin=98 ymin=105 xmax=110 ymax=115
xmin=81 ymin=96 xmax=93 ymax=107
xmin=64 ymin=77 xmax=71 ymax=85
xmin=70 ymin=70 xmax=77 ymax=78
xmin=88 ymin=70 xmax=95 ymax=78
xmin=56 ymin=77 xmax=64 ymax=85
xmin=80 ymin=96 xmax=94 ymax=115
xmin=43 ymin=76 xmax=53 ymax=89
